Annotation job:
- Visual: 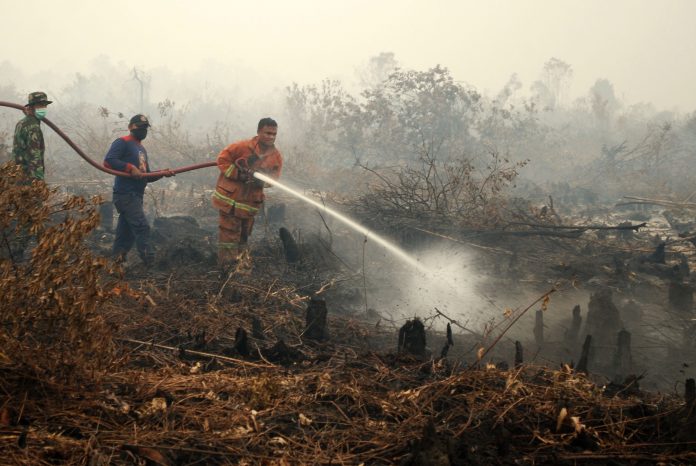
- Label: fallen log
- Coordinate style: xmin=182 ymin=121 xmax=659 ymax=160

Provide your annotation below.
xmin=506 ymin=221 xmax=647 ymax=231
xmin=620 ymin=195 xmax=696 ymax=210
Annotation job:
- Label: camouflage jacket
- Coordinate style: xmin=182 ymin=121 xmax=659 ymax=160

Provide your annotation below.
xmin=12 ymin=115 xmax=45 ymax=180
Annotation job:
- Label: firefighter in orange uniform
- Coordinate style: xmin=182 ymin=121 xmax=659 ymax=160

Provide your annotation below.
xmin=212 ymin=118 xmax=282 ymax=267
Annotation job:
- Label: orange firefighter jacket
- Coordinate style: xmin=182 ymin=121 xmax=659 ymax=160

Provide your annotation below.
xmin=212 ymin=136 xmax=283 ymax=218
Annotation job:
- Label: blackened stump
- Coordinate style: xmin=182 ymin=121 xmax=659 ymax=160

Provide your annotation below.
xmin=398 ymin=318 xmax=427 ymax=357
xmin=565 ymin=305 xmax=582 ymax=344
xmin=234 ymin=327 xmax=250 ymax=356
xmin=612 ymin=329 xmax=633 ymax=382
xmin=585 ymin=289 xmax=623 ymax=347
xmin=402 ymin=420 xmax=454 ymax=465
xmin=514 ymin=341 xmax=524 ymax=368
xmin=669 ymin=280 xmax=693 ymax=313
xmin=304 ymin=297 xmax=328 ymax=341
xmin=534 ymin=309 xmax=544 ymax=346
xmin=686 ymin=379 xmax=696 ymax=425
xmin=639 ymin=242 xmax=666 ymax=264
xmin=265 ymin=339 xmax=305 ymax=365
xmin=618 ymin=221 xmax=634 ymax=241
xmin=252 ymin=316 xmax=265 ymax=340
xmin=279 ymin=227 xmax=301 ymax=263
xmin=439 ymin=323 xmax=453 ymax=359
xmin=577 ymin=335 xmax=593 ymax=374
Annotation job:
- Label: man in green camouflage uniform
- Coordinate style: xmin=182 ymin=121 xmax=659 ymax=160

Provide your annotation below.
xmin=2 ymin=92 xmax=53 ymax=261
xmin=12 ymin=91 xmax=52 ymax=180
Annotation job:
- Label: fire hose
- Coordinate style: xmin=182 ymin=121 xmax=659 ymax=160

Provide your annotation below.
xmin=0 ymin=101 xmax=216 ymax=178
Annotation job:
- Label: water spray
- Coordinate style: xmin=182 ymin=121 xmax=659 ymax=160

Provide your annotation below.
xmin=254 ymin=171 xmax=431 ymax=275
xmin=254 ymin=171 xmax=502 ymax=317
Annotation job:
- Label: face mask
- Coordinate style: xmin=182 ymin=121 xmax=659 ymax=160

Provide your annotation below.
xmin=34 ymin=108 xmax=47 ymax=120
xmin=131 ymin=128 xmax=148 ymax=141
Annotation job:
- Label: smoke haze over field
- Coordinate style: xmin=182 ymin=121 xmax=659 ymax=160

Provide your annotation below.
xmin=1 ymin=0 xmax=696 ymax=111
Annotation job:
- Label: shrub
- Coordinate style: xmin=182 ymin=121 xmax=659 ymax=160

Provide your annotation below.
xmin=0 ymin=163 xmax=116 ymax=382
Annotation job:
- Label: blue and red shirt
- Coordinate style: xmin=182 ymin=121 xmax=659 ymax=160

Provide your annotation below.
xmin=103 ymin=135 xmax=159 ymax=195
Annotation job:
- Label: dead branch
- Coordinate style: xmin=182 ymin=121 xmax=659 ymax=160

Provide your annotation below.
xmin=505 ymin=221 xmax=647 ymax=231
xmin=118 ymin=338 xmax=276 ymax=369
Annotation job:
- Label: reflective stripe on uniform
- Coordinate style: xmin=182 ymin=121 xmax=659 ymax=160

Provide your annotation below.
xmin=224 ymin=164 xmax=235 ymax=178
xmin=218 ymin=242 xmax=239 ymax=249
xmin=212 ymin=191 xmax=259 ymax=213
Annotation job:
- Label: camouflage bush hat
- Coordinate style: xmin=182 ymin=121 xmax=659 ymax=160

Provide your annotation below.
xmin=26 ymin=91 xmax=52 ymax=106
xmin=129 ymin=114 xmax=151 ymax=128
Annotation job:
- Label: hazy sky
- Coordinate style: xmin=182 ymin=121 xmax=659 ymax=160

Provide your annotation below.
xmin=1 ymin=0 xmax=695 ymax=111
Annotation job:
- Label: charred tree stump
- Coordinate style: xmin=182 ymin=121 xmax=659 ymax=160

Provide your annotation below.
xmin=190 ymin=330 xmax=206 ymax=350
xmin=99 ymin=201 xmax=113 ymax=231
xmin=576 ymin=335 xmax=593 ymax=374
xmin=403 ymin=420 xmax=454 ymax=465
xmin=613 ymin=254 xmax=627 ymax=277
xmin=669 ymin=280 xmax=693 ymax=313
xmin=304 ymin=297 xmax=328 ymax=341
xmin=618 ymin=221 xmax=635 ymax=241
xmin=252 ymin=316 xmax=265 ymax=340
xmin=639 ymin=241 xmax=666 ymax=264
xmin=234 ymin=327 xmax=250 ymax=356
xmin=612 ymin=329 xmax=633 ymax=382
xmin=398 ymin=318 xmax=427 ymax=357
xmin=585 ymin=288 xmax=623 ymax=348
xmin=686 ymin=379 xmax=695 ymax=414
xmin=534 ymin=310 xmax=544 ymax=347
xmin=678 ymin=253 xmax=691 ymax=278
xmin=565 ymin=305 xmax=582 ymax=344
xmin=686 ymin=378 xmax=695 ymax=405
xmin=686 ymin=379 xmax=696 ymax=436
xmin=514 ymin=341 xmax=523 ymax=368
xmin=265 ymin=339 xmax=305 ymax=365
xmin=684 ymin=320 xmax=696 ymax=349
xmin=439 ymin=323 xmax=453 ymax=359
xmin=279 ymin=227 xmax=301 ymax=264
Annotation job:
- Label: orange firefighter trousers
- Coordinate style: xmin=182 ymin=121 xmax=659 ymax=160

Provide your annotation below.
xmin=218 ymin=211 xmax=255 ymax=266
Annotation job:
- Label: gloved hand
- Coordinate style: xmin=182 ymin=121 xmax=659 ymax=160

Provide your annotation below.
xmin=235 ymin=159 xmax=252 ymax=181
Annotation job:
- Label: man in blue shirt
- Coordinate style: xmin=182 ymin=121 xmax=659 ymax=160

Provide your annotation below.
xmin=104 ymin=114 xmax=173 ymax=266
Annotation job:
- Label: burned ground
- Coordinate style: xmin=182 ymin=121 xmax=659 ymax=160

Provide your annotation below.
xmin=2 ymin=169 xmax=696 ymax=465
